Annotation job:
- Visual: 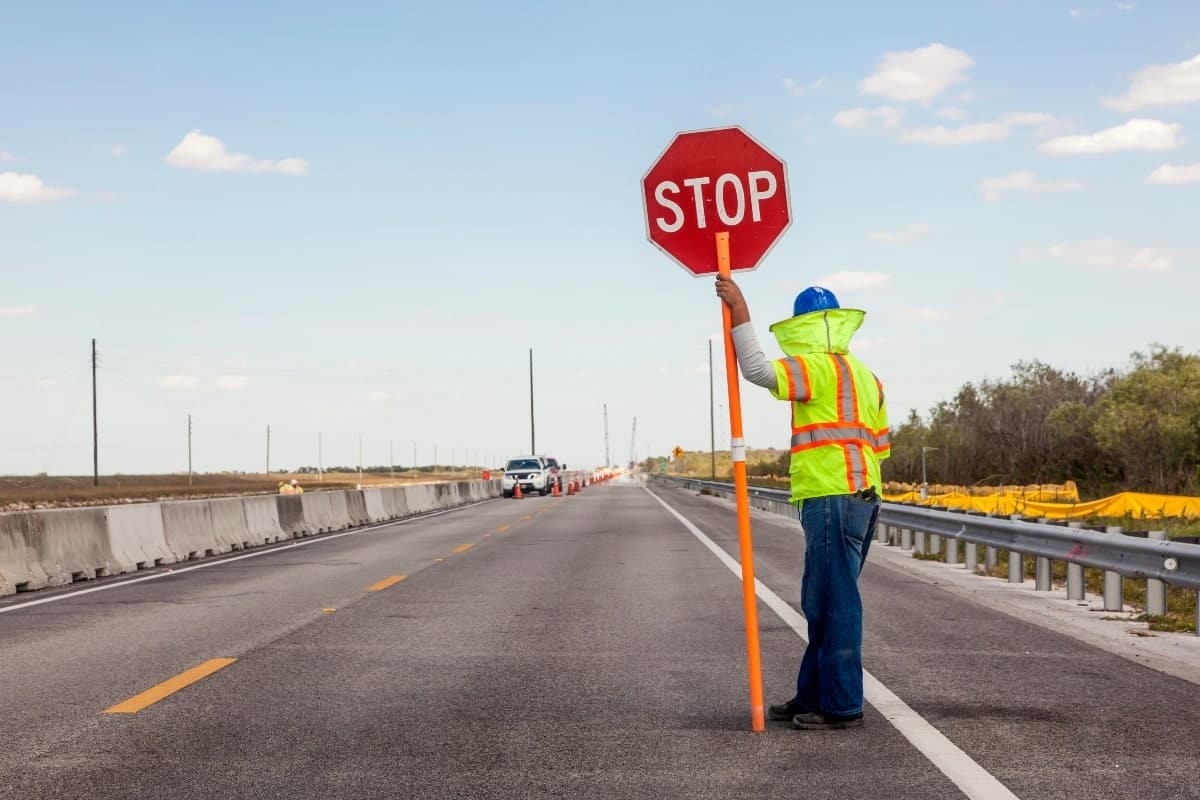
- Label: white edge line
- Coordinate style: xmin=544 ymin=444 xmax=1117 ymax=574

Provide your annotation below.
xmin=0 ymin=499 xmax=497 ymax=615
xmin=644 ymin=486 xmax=1020 ymax=800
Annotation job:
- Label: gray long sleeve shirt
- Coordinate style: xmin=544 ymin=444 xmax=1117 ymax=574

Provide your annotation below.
xmin=731 ymin=322 xmax=778 ymax=391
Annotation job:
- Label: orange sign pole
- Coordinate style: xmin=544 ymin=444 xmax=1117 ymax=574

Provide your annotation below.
xmin=716 ymin=230 xmax=766 ymax=733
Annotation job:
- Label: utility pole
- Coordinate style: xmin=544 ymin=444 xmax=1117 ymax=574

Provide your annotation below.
xmin=709 ymin=338 xmax=716 ymax=481
xmin=91 ymin=338 xmax=98 ymax=486
xmin=358 ymin=435 xmax=363 ymax=483
xmin=603 ymin=404 xmax=611 ymax=467
xmin=413 ymin=442 xmax=418 ymax=471
xmin=390 ymin=440 xmax=395 ymax=479
xmin=529 ymin=348 xmax=536 ymax=454
xmin=266 ymin=425 xmax=271 ymax=475
xmin=187 ymin=414 xmax=193 ymax=486
xmin=629 ymin=417 xmax=637 ymax=472
xmin=318 ymin=432 xmax=323 ymax=481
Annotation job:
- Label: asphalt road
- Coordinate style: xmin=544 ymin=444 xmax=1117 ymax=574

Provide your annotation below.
xmin=1 ymin=482 xmax=1197 ymax=799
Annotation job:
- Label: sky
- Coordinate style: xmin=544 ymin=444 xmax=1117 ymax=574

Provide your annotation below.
xmin=2 ymin=0 xmax=1199 ymax=475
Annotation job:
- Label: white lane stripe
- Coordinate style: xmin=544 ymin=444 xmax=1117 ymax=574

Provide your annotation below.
xmin=0 ymin=499 xmax=496 ymax=616
xmin=645 ymin=487 xmax=1020 ymax=800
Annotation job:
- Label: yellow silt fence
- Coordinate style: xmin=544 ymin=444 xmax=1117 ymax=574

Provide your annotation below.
xmin=882 ymin=488 xmax=1200 ymax=521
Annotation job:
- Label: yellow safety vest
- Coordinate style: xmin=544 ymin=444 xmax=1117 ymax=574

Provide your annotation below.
xmin=768 ymin=308 xmax=890 ymax=503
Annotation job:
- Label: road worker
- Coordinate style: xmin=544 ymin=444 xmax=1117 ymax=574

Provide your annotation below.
xmin=278 ymin=481 xmax=294 ymax=495
xmin=291 ymin=479 xmax=303 ymax=495
xmin=716 ymin=275 xmax=890 ymax=731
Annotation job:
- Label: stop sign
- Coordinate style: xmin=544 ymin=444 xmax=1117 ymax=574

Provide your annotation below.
xmin=642 ymin=126 xmax=790 ymax=276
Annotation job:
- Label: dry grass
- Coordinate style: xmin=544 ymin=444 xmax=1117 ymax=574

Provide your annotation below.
xmin=0 ymin=470 xmax=485 ymax=511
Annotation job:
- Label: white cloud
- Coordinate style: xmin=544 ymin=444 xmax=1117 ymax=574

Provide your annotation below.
xmin=860 ymin=43 xmax=973 ymax=104
xmin=0 ymin=150 xmax=15 ymax=163
xmin=895 ymin=308 xmax=976 ymax=322
xmin=109 ymin=145 xmax=127 ymax=158
xmin=1039 ymin=119 xmax=1183 ymax=154
xmin=159 ymin=375 xmax=200 ymax=389
xmin=817 ymin=271 xmax=894 ymax=291
xmin=851 ymin=337 xmax=893 ymax=352
xmin=1069 ymin=8 xmax=1102 ymax=18
xmin=0 ymin=172 xmax=76 ymax=203
xmin=366 ymin=391 xmax=396 ymax=403
xmin=936 ymin=107 xmax=968 ymax=120
xmin=33 ymin=378 xmax=56 ymax=390
xmin=1146 ymin=163 xmax=1200 ymax=184
xmin=96 ymin=191 xmax=119 ymax=202
xmin=867 ymin=223 xmax=930 ymax=243
xmin=833 ymin=106 xmax=905 ymax=130
xmin=900 ymin=122 xmax=1010 ymax=145
xmin=783 ymin=77 xmax=826 ymax=96
xmin=165 ymin=130 xmax=309 ymax=175
xmin=979 ymin=171 xmax=1087 ymax=201
xmin=1026 ymin=239 xmax=1173 ymax=272
xmin=222 ymin=358 xmax=251 ymax=369
xmin=0 ymin=305 xmax=37 ymax=316
xmin=1115 ymin=2 xmax=1135 ymax=9
xmin=708 ymin=103 xmax=743 ymax=119
xmin=1103 ymin=54 xmax=1200 ymax=111
xmin=215 ymin=375 xmax=250 ymax=390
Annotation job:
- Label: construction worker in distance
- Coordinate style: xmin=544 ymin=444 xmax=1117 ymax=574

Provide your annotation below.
xmin=291 ymin=479 xmax=303 ymax=495
xmin=277 ymin=481 xmax=293 ymax=495
xmin=716 ymin=275 xmax=890 ymax=732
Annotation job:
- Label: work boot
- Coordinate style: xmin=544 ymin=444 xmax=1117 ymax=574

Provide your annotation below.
xmin=768 ymin=700 xmax=812 ymax=721
xmin=791 ymin=711 xmax=864 ymax=730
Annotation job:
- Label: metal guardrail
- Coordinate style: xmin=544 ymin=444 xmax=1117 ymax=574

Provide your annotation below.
xmin=657 ymin=476 xmax=1200 ymax=635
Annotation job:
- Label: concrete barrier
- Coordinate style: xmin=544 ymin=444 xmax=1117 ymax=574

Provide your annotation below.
xmin=106 ymin=503 xmax=177 ymax=570
xmin=162 ymin=500 xmax=220 ymax=560
xmin=403 ymin=483 xmax=438 ymax=515
xmin=207 ymin=497 xmax=253 ymax=551
xmin=363 ymin=488 xmax=388 ymax=523
xmin=0 ymin=477 xmax=504 ymax=598
xmin=276 ymin=494 xmax=308 ymax=537
xmin=326 ymin=491 xmax=353 ymax=531
xmin=392 ymin=487 xmax=412 ymax=518
xmin=300 ymin=492 xmax=337 ymax=533
xmin=0 ymin=512 xmax=51 ymax=594
xmin=31 ymin=507 xmax=118 ymax=584
xmin=243 ymin=495 xmax=287 ymax=544
xmin=345 ymin=490 xmax=371 ymax=526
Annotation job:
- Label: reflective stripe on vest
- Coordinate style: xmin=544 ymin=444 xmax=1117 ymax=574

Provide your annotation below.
xmin=779 ymin=357 xmax=812 ymax=402
xmin=790 ymin=422 xmax=890 ymax=452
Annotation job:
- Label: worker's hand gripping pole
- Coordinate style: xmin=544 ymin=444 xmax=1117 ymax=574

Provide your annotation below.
xmin=716 ymin=231 xmax=766 ymax=733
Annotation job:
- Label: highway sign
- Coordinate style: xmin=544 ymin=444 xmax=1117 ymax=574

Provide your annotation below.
xmin=641 ymin=126 xmax=790 ymax=276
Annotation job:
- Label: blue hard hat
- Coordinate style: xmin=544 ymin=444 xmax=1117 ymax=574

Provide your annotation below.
xmin=793 ymin=286 xmax=840 ymax=317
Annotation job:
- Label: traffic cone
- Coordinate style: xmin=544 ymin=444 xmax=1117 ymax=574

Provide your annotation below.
xmin=514 ymin=482 xmax=523 ymax=500
xmin=552 ymin=481 xmax=560 ymax=497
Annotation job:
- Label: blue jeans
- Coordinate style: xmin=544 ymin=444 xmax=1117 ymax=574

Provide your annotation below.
xmin=792 ymin=493 xmax=880 ymax=717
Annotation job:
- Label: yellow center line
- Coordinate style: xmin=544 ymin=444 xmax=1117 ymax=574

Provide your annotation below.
xmin=366 ymin=575 xmax=407 ymax=592
xmin=520 ymin=515 xmax=534 ymax=521
xmin=496 ymin=525 xmax=510 ymax=533
xmin=452 ymin=543 xmax=474 ymax=554
xmin=104 ymin=658 xmax=237 ymax=714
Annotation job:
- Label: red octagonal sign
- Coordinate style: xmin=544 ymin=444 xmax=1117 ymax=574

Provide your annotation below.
xmin=642 ymin=126 xmax=791 ymax=277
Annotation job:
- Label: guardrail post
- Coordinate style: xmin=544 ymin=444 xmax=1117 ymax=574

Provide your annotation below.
xmin=1145 ymin=531 xmax=1168 ymax=617
xmin=1066 ymin=521 xmax=1086 ymax=602
xmin=984 ymin=513 xmax=998 ymax=573
xmin=1103 ymin=526 xmax=1124 ymax=611
xmin=876 ymin=522 xmax=888 ymax=544
xmin=1035 ymin=518 xmax=1052 ymax=592
xmin=929 ymin=532 xmax=941 ymax=557
xmin=1008 ymin=514 xmax=1024 ymax=584
xmin=945 ymin=533 xmax=959 ymax=565
xmin=901 ymin=527 xmax=913 ymax=551
xmin=914 ymin=529 xmax=926 ymax=555
xmin=965 ymin=539 xmax=977 ymax=572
